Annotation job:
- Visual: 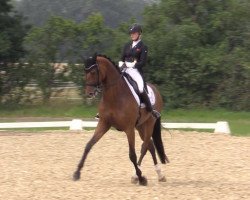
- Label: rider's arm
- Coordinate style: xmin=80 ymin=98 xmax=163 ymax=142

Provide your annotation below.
xmin=134 ymin=45 xmax=148 ymax=71
xmin=121 ymin=43 xmax=129 ymax=62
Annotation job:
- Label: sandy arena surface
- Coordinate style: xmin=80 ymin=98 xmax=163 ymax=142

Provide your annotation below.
xmin=0 ymin=129 xmax=249 ymax=200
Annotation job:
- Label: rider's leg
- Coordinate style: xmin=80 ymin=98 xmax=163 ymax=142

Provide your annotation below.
xmin=140 ymin=90 xmax=161 ymax=119
xmin=125 ymin=68 xmax=160 ymax=119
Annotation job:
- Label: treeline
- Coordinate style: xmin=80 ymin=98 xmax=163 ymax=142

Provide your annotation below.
xmin=13 ymin=0 xmax=151 ymax=27
xmin=1 ymin=0 xmax=249 ymax=111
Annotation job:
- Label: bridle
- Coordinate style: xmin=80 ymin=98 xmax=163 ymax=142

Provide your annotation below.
xmin=85 ymin=63 xmax=102 ymax=94
xmin=84 ymin=61 xmax=123 ymax=94
xmin=85 ymin=63 xmax=100 ymax=87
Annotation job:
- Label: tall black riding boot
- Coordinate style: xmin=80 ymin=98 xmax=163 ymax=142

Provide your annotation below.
xmin=140 ymin=91 xmax=161 ymax=119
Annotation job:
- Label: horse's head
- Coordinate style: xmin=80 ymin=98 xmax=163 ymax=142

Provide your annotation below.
xmin=84 ymin=54 xmax=122 ymax=98
xmin=84 ymin=54 xmax=101 ymax=98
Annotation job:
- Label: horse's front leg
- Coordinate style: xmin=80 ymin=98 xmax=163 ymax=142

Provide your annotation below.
xmin=73 ymin=120 xmax=110 ymax=181
xmin=126 ymin=130 xmax=148 ymax=186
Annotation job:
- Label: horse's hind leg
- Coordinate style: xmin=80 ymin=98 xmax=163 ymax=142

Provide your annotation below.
xmin=148 ymin=141 xmax=167 ymax=182
xmin=137 ymin=139 xmax=167 ymax=182
xmin=73 ymin=121 xmax=110 ymax=181
xmin=137 ymin=126 xmax=167 ymax=182
xmin=136 ymin=121 xmax=155 ymax=166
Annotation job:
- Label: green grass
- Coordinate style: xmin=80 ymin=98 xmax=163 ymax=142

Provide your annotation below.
xmin=0 ymin=104 xmax=249 ymax=136
xmin=0 ymin=103 xmax=98 ymax=118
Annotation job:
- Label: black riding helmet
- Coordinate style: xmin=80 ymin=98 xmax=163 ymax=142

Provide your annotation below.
xmin=129 ymin=23 xmax=142 ymax=34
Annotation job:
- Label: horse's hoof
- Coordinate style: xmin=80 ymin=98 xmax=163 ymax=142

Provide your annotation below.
xmin=131 ymin=176 xmax=139 ymax=184
xmin=73 ymin=171 xmax=81 ymax=181
xmin=158 ymin=176 xmax=167 ymax=182
xmin=139 ymin=176 xmax=148 ymax=186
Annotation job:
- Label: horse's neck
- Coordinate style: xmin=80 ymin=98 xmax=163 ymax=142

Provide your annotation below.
xmin=99 ymin=59 xmax=134 ymax=106
xmin=104 ymin=67 xmax=120 ymax=85
xmin=102 ymin=71 xmax=131 ymax=105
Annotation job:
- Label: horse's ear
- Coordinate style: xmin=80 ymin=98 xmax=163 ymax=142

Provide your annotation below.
xmin=84 ymin=57 xmax=92 ymax=69
xmin=93 ymin=52 xmax=98 ymax=60
xmin=84 ymin=53 xmax=98 ymax=70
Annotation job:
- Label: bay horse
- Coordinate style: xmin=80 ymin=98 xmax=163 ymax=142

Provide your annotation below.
xmin=73 ymin=54 xmax=169 ymax=186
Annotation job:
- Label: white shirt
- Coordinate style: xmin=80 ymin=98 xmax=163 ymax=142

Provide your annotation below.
xmin=132 ymin=40 xmax=141 ymax=48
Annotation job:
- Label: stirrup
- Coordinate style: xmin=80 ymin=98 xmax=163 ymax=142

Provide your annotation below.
xmin=152 ymin=110 xmax=161 ymax=119
xmin=95 ymin=113 xmax=100 ymax=120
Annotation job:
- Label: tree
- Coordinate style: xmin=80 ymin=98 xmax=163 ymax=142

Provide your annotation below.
xmin=24 ymin=14 xmax=113 ymax=103
xmin=24 ymin=16 xmax=77 ymax=103
xmin=143 ymin=0 xmax=250 ymax=110
xmin=0 ymin=0 xmax=30 ymax=104
xmin=0 ymin=0 xmax=29 ymax=62
xmin=69 ymin=13 xmax=114 ymax=100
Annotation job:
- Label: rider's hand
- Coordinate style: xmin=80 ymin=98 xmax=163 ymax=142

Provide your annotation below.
xmin=125 ymin=61 xmax=136 ymax=68
xmin=118 ymin=61 xmax=124 ymax=68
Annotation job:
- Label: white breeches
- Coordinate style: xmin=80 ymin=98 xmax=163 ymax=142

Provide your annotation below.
xmin=123 ymin=67 xmax=144 ymax=93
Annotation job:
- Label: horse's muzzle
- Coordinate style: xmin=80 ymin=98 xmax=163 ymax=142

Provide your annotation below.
xmin=86 ymin=92 xmax=96 ymax=98
xmin=85 ymin=87 xmax=99 ymax=99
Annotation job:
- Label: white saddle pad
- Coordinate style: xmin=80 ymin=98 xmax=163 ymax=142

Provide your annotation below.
xmin=124 ymin=77 xmax=156 ymax=107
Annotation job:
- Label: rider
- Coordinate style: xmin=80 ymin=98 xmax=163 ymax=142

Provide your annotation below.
xmin=119 ymin=23 xmax=161 ymax=119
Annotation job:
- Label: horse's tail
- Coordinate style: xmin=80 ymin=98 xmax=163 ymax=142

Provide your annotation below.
xmin=152 ymin=117 xmax=170 ymax=164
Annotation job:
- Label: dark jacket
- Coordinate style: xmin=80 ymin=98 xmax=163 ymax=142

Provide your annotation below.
xmin=121 ymin=41 xmax=148 ymax=75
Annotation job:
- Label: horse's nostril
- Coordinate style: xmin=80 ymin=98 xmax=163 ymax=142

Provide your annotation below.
xmin=87 ymin=92 xmax=95 ymax=98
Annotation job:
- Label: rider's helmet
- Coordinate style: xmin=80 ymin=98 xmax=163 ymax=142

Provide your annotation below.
xmin=129 ymin=23 xmax=142 ymax=34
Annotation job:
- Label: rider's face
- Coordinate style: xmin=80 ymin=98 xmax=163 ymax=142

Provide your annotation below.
xmin=130 ymin=32 xmax=140 ymax=41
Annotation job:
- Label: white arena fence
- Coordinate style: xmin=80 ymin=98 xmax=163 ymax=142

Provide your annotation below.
xmin=0 ymin=119 xmax=231 ymax=134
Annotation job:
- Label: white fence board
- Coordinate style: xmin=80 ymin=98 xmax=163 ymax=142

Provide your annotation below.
xmin=161 ymin=122 xmax=216 ymax=129
xmin=0 ymin=120 xmax=230 ymax=134
xmin=0 ymin=121 xmax=71 ymax=129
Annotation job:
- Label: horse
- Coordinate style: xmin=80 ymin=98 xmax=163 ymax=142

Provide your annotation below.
xmin=73 ymin=54 xmax=169 ymax=186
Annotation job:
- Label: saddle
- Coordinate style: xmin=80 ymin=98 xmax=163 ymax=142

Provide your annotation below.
xmin=122 ymin=72 xmax=140 ymax=96
xmin=122 ymin=72 xmax=156 ymax=107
